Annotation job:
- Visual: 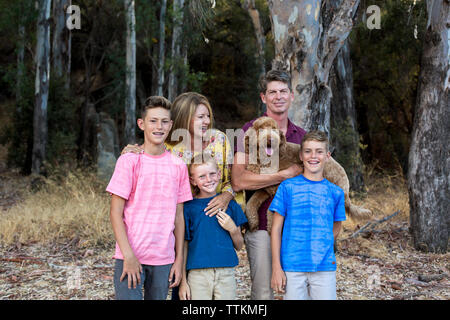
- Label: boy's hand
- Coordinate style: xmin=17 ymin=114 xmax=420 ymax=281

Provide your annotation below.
xmin=179 ymin=281 xmax=191 ymax=300
xmin=121 ymin=144 xmax=143 ymax=155
xmin=216 ymin=210 xmax=237 ymax=232
xmin=271 ymin=267 xmax=287 ymax=294
xmin=121 ymin=255 xmax=142 ymax=289
xmin=168 ymin=259 xmax=183 ymax=288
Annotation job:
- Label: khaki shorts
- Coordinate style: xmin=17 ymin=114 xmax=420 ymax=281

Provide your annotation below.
xmin=188 ymin=267 xmax=236 ymax=300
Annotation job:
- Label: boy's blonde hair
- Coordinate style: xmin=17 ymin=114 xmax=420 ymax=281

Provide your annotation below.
xmin=168 ymin=92 xmax=215 ymax=145
xmin=301 ymin=130 xmax=329 ymax=151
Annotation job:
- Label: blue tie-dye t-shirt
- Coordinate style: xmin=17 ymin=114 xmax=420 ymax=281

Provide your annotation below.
xmin=269 ymin=174 xmax=346 ymax=272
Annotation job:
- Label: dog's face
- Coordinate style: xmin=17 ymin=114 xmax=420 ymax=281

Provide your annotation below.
xmin=244 ymin=117 xmax=287 ymax=170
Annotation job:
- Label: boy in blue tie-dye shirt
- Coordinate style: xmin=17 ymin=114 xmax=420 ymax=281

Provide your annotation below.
xmin=269 ymin=131 xmax=346 ymax=300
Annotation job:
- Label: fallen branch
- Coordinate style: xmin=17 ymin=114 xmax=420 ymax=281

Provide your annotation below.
xmin=0 ymin=256 xmax=45 ymax=265
xmin=347 ymin=210 xmax=400 ymax=239
xmin=418 ymin=274 xmax=447 ymax=283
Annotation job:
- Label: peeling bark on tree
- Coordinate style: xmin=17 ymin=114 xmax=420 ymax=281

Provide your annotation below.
xmin=268 ymin=0 xmax=360 ymax=136
xmin=124 ymin=0 xmax=136 ymax=144
xmin=243 ymin=0 xmax=266 ymax=77
xmin=408 ymin=0 xmax=449 ymax=253
xmin=32 ymin=0 xmax=52 ymax=175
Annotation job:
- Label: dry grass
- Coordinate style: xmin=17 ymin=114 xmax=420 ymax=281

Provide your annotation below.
xmin=0 ymin=168 xmax=113 ymax=248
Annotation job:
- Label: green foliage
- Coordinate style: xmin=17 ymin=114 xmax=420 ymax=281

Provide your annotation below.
xmin=351 ymin=0 xmax=426 ymax=172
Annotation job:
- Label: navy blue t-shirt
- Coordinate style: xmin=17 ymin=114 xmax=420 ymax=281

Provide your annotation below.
xmin=184 ymin=196 xmax=248 ymax=271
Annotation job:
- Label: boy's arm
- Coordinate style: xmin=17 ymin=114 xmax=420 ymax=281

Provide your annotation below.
xmin=231 ymin=152 xmax=302 ymax=192
xmin=216 ymin=210 xmax=244 ymax=251
xmin=333 ymin=221 xmax=342 ymax=241
xmin=178 ymin=240 xmax=191 ymax=300
xmin=271 ymin=212 xmax=286 ymax=294
xmin=110 ymin=194 xmax=142 ymax=289
xmin=169 ymin=203 xmax=185 ymax=288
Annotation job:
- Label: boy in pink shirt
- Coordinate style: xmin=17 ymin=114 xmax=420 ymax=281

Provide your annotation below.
xmin=107 ymin=96 xmax=192 ymax=300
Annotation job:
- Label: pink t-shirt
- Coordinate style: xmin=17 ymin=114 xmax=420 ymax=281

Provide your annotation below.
xmin=106 ymin=151 xmax=192 ymax=265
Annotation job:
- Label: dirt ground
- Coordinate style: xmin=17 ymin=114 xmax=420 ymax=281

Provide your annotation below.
xmin=1 ymin=220 xmax=448 ymax=300
xmin=0 ymin=161 xmax=448 ymax=300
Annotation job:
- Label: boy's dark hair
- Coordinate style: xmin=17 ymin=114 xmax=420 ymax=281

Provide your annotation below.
xmin=141 ymin=96 xmax=172 ymax=118
xmin=259 ymin=69 xmax=292 ymax=93
xmin=301 ymin=130 xmax=330 ymax=152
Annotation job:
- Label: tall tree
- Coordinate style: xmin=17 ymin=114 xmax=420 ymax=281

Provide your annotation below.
xmin=157 ymin=0 xmax=167 ymax=96
xmin=32 ymin=0 xmax=52 ymax=174
xmin=124 ymin=0 xmax=136 ymax=144
xmin=268 ymin=0 xmax=360 ymax=136
xmin=242 ymin=0 xmax=266 ymax=77
xmin=168 ymin=0 xmax=185 ymax=102
xmin=52 ymin=0 xmax=72 ymax=88
xmin=408 ymin=0 xmax=449 ymax=253
xmin=330 ymin=39 xmax=364 ymax=191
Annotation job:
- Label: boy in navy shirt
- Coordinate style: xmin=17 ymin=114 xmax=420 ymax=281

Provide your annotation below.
xmin=179 ymin=155 xmax=247 ymax=300
xmin=270 ymin=131 xmax=346 ymax=300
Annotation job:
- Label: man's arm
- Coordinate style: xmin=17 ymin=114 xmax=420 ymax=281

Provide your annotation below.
xmin=231 ymin=152 xmax=302 ymax=192
xmin=169 ymin=203 xmax=185 ymax=288
xmin=271 ymin=212 xmax=286 ymax=294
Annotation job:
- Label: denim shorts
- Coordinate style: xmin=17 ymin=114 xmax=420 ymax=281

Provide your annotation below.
xmin=114 ymin=259 xmax=172 ymax=300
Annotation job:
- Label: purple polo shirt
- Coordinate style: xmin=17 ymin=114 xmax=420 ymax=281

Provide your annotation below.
xmin=235 ymin=113 xmax=307 ymax=230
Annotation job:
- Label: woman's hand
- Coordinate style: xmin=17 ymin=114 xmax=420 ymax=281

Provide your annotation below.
xmin=121 ymin=144 xmax=144 ymax=155
xmin=204 ymin=191 xmax=233 ymax=217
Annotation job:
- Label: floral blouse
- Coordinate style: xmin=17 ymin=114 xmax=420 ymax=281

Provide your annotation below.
xmin=165 ymin=129 xmax=244 ymax=207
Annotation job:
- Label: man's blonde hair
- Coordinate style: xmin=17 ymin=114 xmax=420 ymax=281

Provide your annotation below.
xmin=301 ymin=130 xmax=329 ymax=151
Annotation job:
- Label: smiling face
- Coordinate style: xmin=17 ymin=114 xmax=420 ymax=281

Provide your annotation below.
xmin=189 ymin=103 xmax=211 ymax=140
xmin=260 ymin=80 xmax=294 ymax=116
xmin=137 ymin=107 xmax=173 ymax=147
xmin=189 ymin=161 xmax=220 ymax=197
xmin=300 ymin=139 xmax=331 ymax=177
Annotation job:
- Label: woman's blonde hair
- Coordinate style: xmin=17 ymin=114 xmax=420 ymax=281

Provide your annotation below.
xmin=167 ymin=92 xmax=215 ymax=145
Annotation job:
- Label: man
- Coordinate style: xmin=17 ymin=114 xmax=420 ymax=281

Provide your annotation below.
xmin=232 ymin=70 xmax=307 ymax=300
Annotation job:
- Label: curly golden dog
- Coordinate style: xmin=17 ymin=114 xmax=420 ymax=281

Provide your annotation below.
xmin=243 ymin=117 xmax=371 ymax=233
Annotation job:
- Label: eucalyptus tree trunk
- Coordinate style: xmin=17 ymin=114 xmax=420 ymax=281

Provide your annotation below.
xmin=157 ymin=0 xmax=167 ymax=96
xmin=52 ymin=0 xmax=71 ymax=88
xmin=32 ymin=0 xmax=52 ymax=175
xmin=330 ymin=39 xmax=364 ymax=191
xmin=168 ymin=0 xmax=185 ymax=102
xmin=408 ymin=0 xmax=449 ymax=253
xmin=268 ymin=0 xmax=360 ymax=136
xmin=243 ymin=0 xmax=266 ymax=77
xmin=16 ymin=23 xmax=25 ymax=111
xmin=124 ymin=0 xmax=136 ymax=144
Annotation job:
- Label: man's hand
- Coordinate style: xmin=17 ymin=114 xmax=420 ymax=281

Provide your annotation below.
xmin=120 ymin=255 xmax=142 ymax=289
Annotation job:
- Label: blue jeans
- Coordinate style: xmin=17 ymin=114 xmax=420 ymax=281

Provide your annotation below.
xmin=114 ymin=259 xmax=172 ymax=300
